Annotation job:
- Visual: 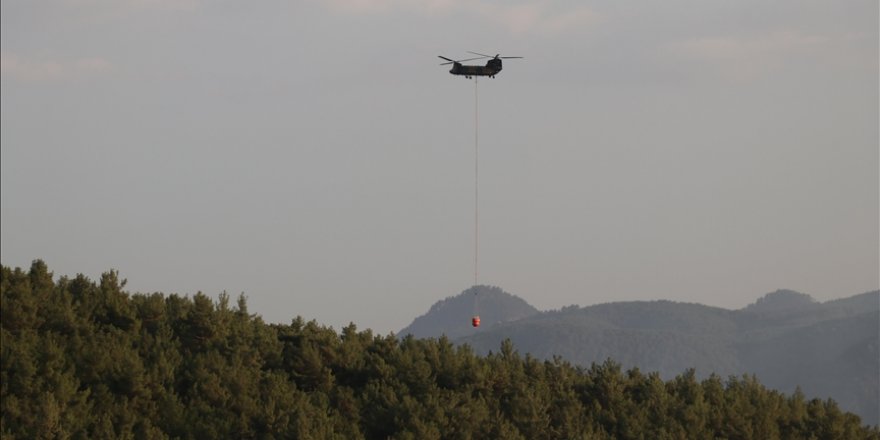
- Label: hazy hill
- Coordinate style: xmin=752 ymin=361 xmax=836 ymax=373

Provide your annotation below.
xmin=461 ymin=300 xmax=745 ymax=379
xmin=742 ymin=289 xmax=817 ymax=313
xmin=402 ymin=288 xmax=880 ymax=425
xmin=737 ymin=291 xmax=880 ymax=425
xmin=398 ymin=285 xmax=538 ymax=339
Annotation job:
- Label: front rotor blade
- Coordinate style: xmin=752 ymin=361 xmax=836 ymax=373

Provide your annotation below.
xmin=457 ymin=56 xmax=489 ymax=63
xmin=438 ymin=56 xmax=455 ymax=63
xmin=499 ymin=56 xmax=523 ymax=59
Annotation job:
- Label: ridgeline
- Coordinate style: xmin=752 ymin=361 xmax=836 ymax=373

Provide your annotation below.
xmin=401 ymin=286 xmax=880 ymax=426
xmin=2 ymin=261 xmax=878 ymax=439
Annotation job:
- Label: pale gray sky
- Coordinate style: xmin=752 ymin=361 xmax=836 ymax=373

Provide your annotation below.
xmin=2 ymin=0 xmax=877 ymax=333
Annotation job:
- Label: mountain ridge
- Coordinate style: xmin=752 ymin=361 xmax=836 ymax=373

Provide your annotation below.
xmin=399 ymin=285 xmax=539 ymax=339
xmin=399 ymin=287 xmax=880 ymax=425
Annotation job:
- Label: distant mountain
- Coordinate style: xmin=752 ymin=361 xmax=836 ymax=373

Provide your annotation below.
xmin=398 ymin=285 xmax=538 ymax=339
xmin=737 ymin=291 xmax=879 ymax=425
xmin=402 ymin=288 xmax=880 ymax=425
xmin=742 ymin=289 xmax=817 ymax=313
xmin=463 ymin=300 xmax=745 ymax=380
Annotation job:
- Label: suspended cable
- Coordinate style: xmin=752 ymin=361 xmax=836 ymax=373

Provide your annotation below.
xmin=474 ymin=76 xmax=479 ymax=289
xmin=472 ymin=76 xmax=482 ymax=325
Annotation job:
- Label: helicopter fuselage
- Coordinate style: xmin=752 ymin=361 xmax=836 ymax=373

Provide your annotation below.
xmin=449 ymin=59 xmax=503 ymax=78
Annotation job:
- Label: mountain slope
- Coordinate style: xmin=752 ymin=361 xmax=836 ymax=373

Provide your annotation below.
xmin=406 ymin=288 xmax=879 ymax=425
xmin=398 ymin=285 xmax=538 ymax=339
xmin=739 ymin=306 xmax=879 ymax=424
xmin=462 ymin=300 xmax=744 ymax=379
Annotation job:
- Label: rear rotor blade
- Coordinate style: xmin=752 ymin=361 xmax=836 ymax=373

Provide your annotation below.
xmin=439 ymin=56 xmax=489 ymax=65
xmin=499 ymin=56 xmax=523 ymax=59
xmin=467 ymin=51 xmax=494 ymax=58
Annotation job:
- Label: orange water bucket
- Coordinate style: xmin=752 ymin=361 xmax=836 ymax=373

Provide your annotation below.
xmin=471 ymin=315 xmax=481 ymax=327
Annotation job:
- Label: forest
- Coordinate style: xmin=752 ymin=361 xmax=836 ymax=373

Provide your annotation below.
xmin=2 ymin=261 xmax=878 ymax=439
xmin=413 ymin=286 xmax=879 ymax=424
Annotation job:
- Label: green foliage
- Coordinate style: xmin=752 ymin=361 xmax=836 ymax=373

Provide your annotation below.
xmin=2 ymin=261 xmax=878 ymax=439
xmin=450 ymin=291 xmax=879 ymax=425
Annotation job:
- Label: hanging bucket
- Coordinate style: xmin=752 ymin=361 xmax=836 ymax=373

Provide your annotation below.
xmin=471 ymin=315 xmax=481 ymax=328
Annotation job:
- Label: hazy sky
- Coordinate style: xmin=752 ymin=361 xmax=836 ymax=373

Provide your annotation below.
xmin=2 ymin=0 xmax=878 ymax=333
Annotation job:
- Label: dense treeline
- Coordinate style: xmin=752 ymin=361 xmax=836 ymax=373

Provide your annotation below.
xmin=449 ymin=290 xmax=880 ymax=425
xmin=2 ymin=261 xmax=877 ymax=439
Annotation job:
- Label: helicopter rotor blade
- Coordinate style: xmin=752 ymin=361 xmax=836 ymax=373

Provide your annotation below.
xmin=457 ymin=56 xmax=490 ymax=63
xmin=467 ymin=51 xmax=494 ymax=58
xmin=439 ymin=56 xmax=489 ymax=65
xmin=467 ymin=51 xmax=524 ymax=60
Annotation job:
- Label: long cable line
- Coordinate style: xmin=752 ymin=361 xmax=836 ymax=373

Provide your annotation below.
xmin=472 ymin=76 xmax=481 ymax=319
xmin=474 ymin=76 xmax=479 ymax=289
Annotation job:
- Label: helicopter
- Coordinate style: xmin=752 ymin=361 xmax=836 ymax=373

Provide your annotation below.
xmin=438 ymin=52 xmax=523 ymax=79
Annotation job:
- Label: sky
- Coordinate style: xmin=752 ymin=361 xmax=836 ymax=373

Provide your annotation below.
xmin=2 ymin=0 xmax=878 ymax=334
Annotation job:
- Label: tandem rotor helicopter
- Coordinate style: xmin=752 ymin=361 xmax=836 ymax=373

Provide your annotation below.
xmin=438 ymin=51 xmax=523 ymax=79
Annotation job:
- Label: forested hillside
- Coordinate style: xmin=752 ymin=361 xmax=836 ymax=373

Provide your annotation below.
xmin=406 ymin=288 xmax=880 ymax=425
xmin=2 ymin=261 xmax=878 ymax=439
